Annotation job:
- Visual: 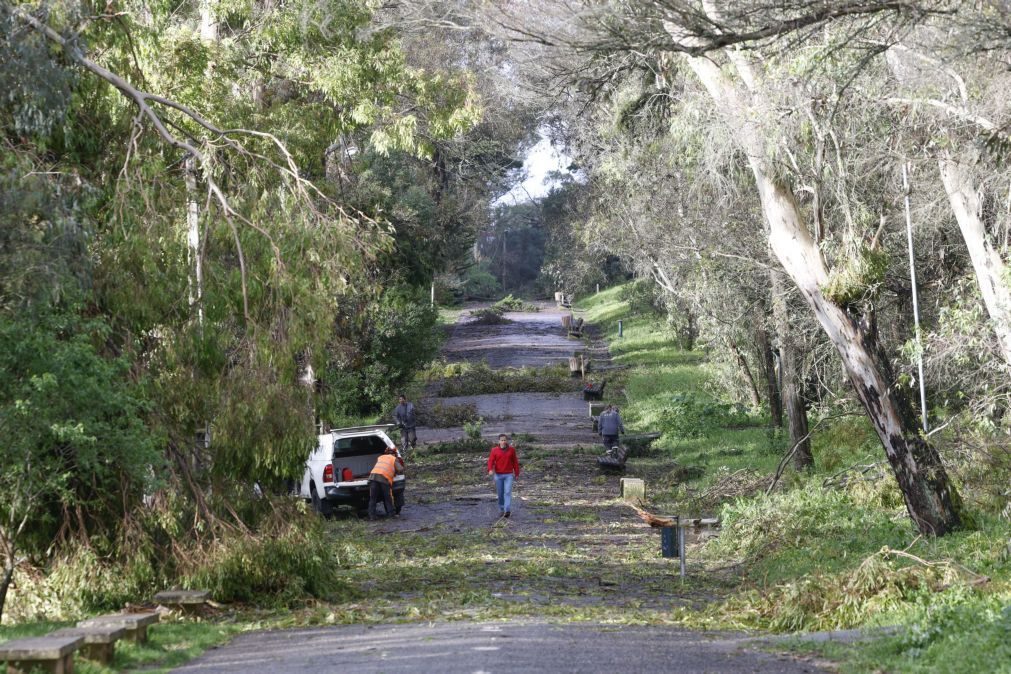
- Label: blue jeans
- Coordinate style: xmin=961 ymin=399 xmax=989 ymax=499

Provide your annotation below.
xmin=494 ymin=473 xmax=514 ymax=513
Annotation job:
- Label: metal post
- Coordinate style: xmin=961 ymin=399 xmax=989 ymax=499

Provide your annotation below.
xmin=430 ymin=281 xmax=435 ymax=308
xmin=618 ymin=320 xmax=623 ymax=338
xmin=902 ymin=163 xmax=928 ymax=433
xmin=678 ymin=520 xmax=686 ymax=578
xmin=596 ymin=283 xmax=600 ymax=294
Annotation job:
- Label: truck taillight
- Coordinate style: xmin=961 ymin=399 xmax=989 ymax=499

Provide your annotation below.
xmin=323 ymin=464 xmax=335 ymax=483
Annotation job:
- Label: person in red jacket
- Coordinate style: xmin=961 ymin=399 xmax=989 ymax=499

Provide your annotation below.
xmin=487 ymin=433 xmax=520 ymax=518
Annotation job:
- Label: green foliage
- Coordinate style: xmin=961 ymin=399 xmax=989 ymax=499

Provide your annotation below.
xmin=0 ymin=306 xmax=159 ymax=555
xmin=416 ymin=401 xmax=479 ymax=428
xmin=492 ymin=294 xmax=538 ymax=312
xmin=184 ymin=515 xmax=349 ymax=606
xmin=319 ymin=286 xmax=440 ymax=421
xmin=437 ymin=363 xmax=579 ymax=397
xmin=467 ymin=305 xmax=511 ymax=325
xmin=463 ymin=417 xmax=485 ymax=440
xmin=462 ymin=264 xmax=502 ymax=300
xmin=651 ymin=392 xmax=751 ymax=440
xmin=823 ymin=245 xmax=889 ymax=307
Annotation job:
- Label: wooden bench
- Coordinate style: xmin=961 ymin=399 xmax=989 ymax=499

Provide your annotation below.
xmin=78 ymin=612 xmax=159 ymax=644
xmin=0 ymin=635 xmax=82 ymax=674
xmin=568 ymin=353 xmax=589 ymax=377
xmin=50 ymin=625 xmax=125 ymax=665
xmin=597 ymin=444 xmax=629 ymax=472
xmin=583 ymin=379 xmax=606 ymax=401
xmin=154 ymin=589 xmax=210 ymax=613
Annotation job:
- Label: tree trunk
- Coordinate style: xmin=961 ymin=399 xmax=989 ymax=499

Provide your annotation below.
xmin=938 ymin=156 xmax=1011 ymax=366
xmin=678 ymin=44 xmax=962 ymax=535
xmin=727 ymin=337 xmax=762 ymax=408
xmin=185 ymin=155 xmax=204 ymax=327
xmin=759 ymin=172 xmax=960 ymax=533
xmin=755 ymin=319 xmax=783 ymax=427
xmin=0 ymin=554 xmax=13 ymax=623
xmin=770 ymin=268 xmax=813 ymax=469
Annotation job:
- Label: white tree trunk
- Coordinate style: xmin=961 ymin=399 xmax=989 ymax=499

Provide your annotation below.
xmin=184 ymin=155 xmax=204 ymax=327
xmin=937 ymin=157 xmax=1011 ymax=365
xmin=675 ymin=45 xmax=961 ymax=535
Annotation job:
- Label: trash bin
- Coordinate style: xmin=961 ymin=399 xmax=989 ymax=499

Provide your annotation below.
xmin=661 ymin=517 xmax=680 ymax=558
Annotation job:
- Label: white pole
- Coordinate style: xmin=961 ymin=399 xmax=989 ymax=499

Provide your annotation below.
xmin=430 ymin=282 xmax=435 ymax=308
xmin=903 ymin=163 xmax=928 ymax=433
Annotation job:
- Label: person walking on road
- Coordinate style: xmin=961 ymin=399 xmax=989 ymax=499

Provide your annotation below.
xmin=487 ymin=434 xmax=520 ymax=518
xmin=599 ymin=404 xmax=624 ymax=449
xmin=368 ymin=446 xmax=404 ymax=520
xmin=394 ymin=393 xmax=417 ymax=455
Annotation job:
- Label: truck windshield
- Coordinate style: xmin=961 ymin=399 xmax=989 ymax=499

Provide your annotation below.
xmin=333 ymin=434 xmax=388 ymax=456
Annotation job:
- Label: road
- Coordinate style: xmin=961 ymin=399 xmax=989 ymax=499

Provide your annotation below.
xmin=174 ymin=621 xmax=824 ymax=673
xmin=174 ymin=302 xmax=828 ymax=673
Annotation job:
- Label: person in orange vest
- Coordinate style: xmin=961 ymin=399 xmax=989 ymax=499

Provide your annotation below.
xmin=368 ymin=446 xmax=404 ymax=520
xmin=487 ymin=433 xmax=520 ymax=518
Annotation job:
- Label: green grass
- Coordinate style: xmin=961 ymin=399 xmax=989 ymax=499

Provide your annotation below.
xmin=579 ymin=282 xmax=1011 ymax=672
xmin=0 ymin=619 xmax=240 ymax=673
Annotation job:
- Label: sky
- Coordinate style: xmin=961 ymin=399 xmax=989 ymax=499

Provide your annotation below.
xmin=494 ymin=129 xmax=574 ymax=206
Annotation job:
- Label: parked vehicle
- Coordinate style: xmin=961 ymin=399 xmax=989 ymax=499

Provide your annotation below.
xmin=299 ymin=424 xmax=405 ymax=516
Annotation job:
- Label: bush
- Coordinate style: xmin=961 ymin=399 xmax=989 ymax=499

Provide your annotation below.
xmin=492 ymin=294 xmax=538 ymax=312
xmin=463 ymin=417 xmax=485 ymax=440
xmin=438 ymin=363 xmax=579 ymax=397
xmin=462 ymin=265 xmax=501 ymax=300
xmin=653 ymin=392 xmax=750 ymax=440
xmin=467 ymin=305 xmax=511 ymax=325
xmin=416 ymin=401 xmax=479 ymax=427
xmin=184 ymin=515 xmax=348 ymax=606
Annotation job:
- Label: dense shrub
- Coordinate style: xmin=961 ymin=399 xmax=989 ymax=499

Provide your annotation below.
xmin=467 ymin=305 xmax=511 ymax=325
xmin=653 ymin=392 xmax=751 ymax=440
xmin=462 ymin=265 xmax=501 ymax=300
xmin=184 ymin=516 xmax=348 ymax=606
xmin=438 ymin=363 xmax=579 ymax=397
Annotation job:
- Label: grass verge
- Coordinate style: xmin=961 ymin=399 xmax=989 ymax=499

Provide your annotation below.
xmin=577 ymin=283 xmax=1011 ymax=673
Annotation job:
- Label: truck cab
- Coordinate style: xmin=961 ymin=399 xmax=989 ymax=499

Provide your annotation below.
xmin=299 ymin=424 xmax=405 ymax=516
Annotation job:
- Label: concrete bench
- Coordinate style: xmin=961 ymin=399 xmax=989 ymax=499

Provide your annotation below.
xmin=0 ymin=635 xmax=82 ymax=674
xmin=50 ymin=625 xmax=125 ymax=665
xmin=154 ymin=590 xmax=210 ymax=613
xmin=154 ymin=589 xmax=210 ymax=606
xmin=77 ymin=612 xmax=159 ymax=644
xmin=620 ymin=477 xmax=645 ymax=502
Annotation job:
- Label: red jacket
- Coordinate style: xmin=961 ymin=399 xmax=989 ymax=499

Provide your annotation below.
xmin=487 ymin=445 xmax=520 ymax=477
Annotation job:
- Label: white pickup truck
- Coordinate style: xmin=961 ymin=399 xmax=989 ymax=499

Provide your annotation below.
xmin=299 ymin=424 xmax=405 ymax=516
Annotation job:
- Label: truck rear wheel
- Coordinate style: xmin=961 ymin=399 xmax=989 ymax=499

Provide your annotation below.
xmin=310 ymin=485 xmax=333 ymax=518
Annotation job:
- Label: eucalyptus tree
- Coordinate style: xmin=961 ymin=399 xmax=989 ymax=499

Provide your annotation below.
xmin=495 ymin=0 xmax=969 ymax=533
xmin=3 ymin=0 xmax=485 ymax=530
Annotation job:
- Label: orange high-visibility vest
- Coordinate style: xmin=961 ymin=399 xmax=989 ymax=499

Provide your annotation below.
xmin=370 ymin=454 xmax=398 ymax=483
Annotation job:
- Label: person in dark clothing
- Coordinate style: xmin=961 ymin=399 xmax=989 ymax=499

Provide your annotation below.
xmin=394 ymin=393 xmax=418 ymax=454
xmin=368 ymin=447 xmax=404 ymax=520
xmin=598 ymin=404 xmax=624 ymax=448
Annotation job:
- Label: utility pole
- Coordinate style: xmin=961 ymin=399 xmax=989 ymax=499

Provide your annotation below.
xmin=903 ymin=162 xmax=928 ymax=433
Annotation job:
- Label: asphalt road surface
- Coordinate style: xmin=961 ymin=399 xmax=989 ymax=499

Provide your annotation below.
xmin=173 ymin=620 xmax=826 ymax=673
